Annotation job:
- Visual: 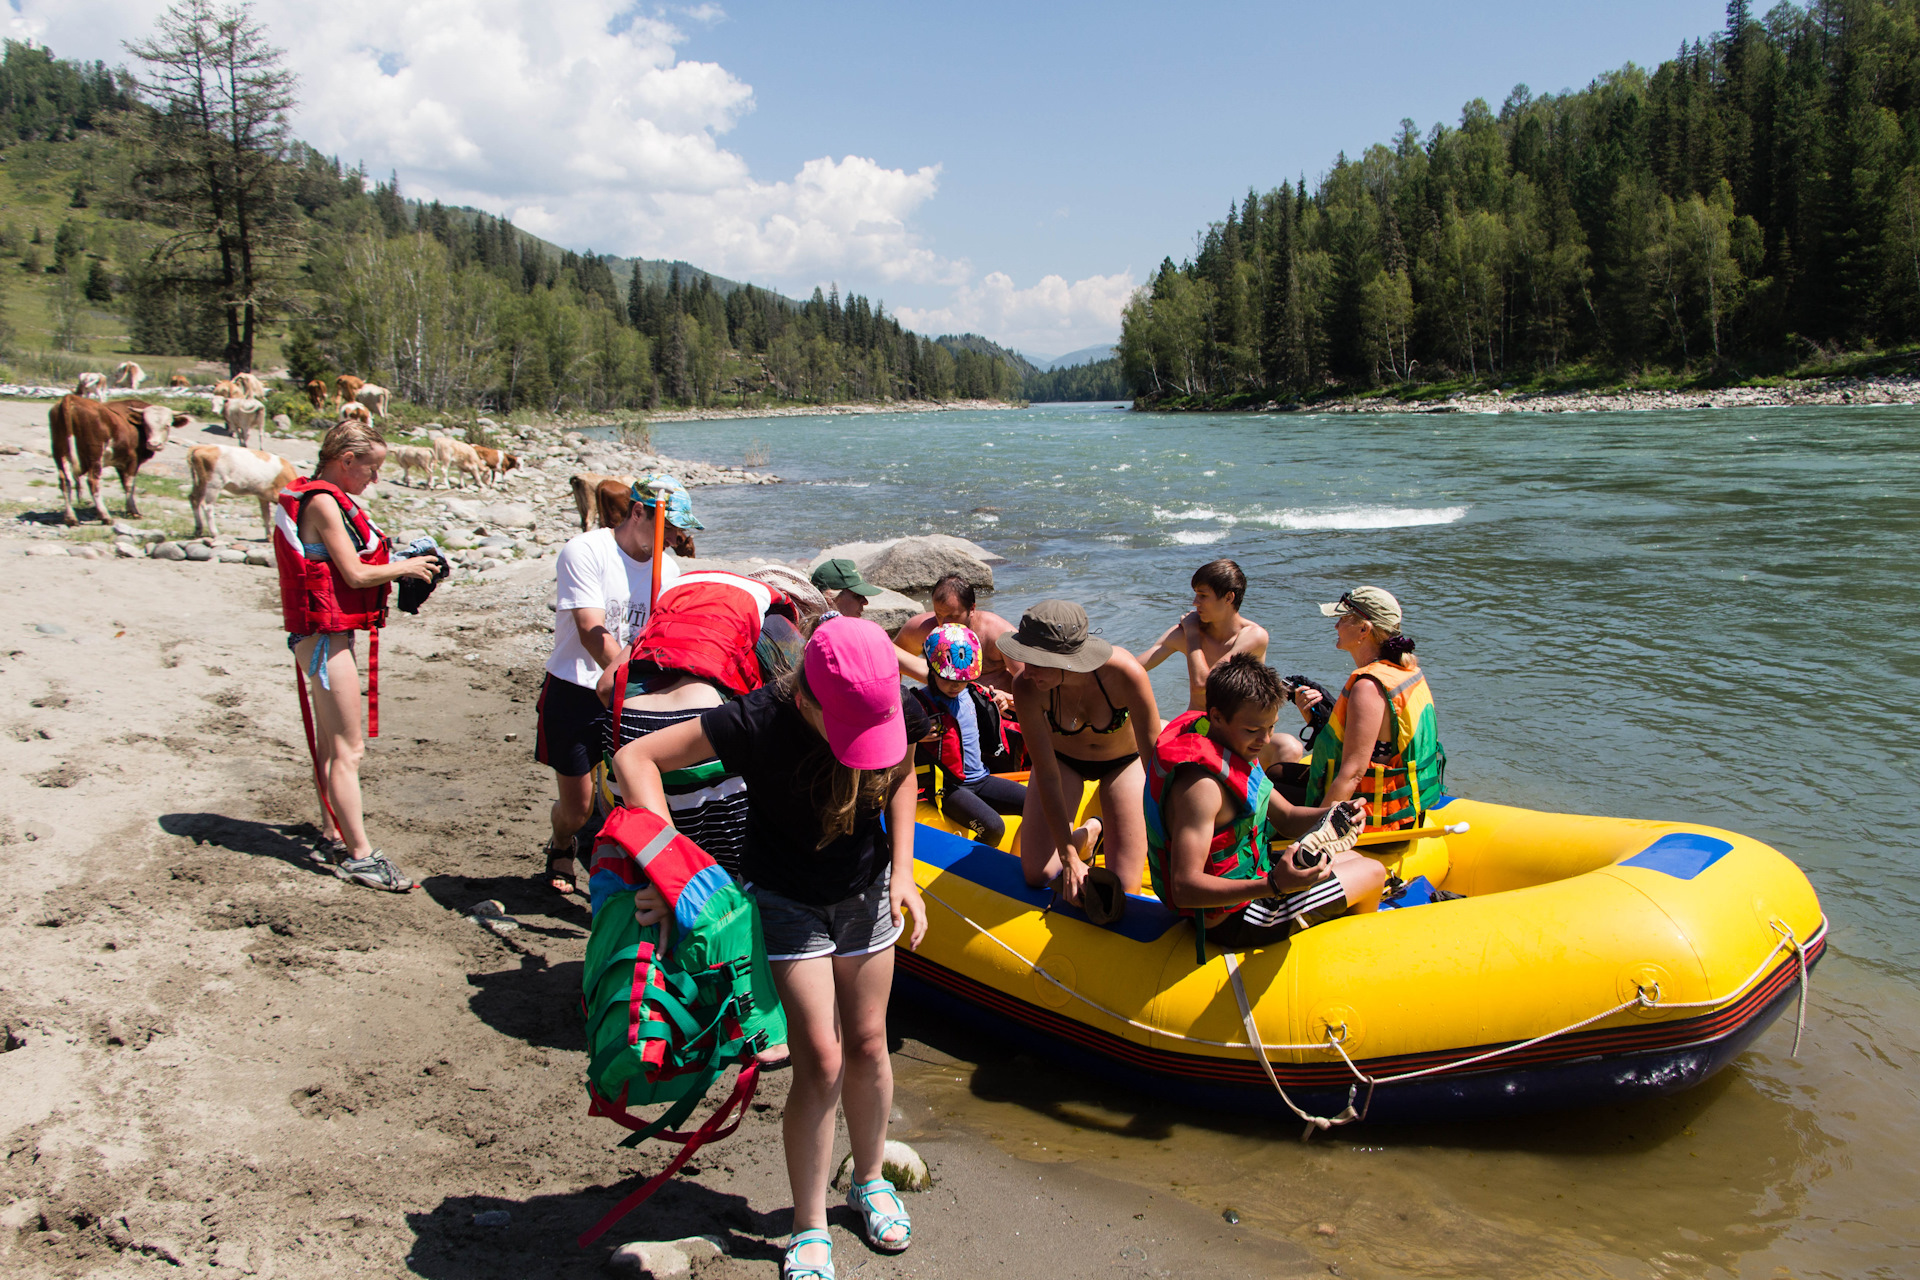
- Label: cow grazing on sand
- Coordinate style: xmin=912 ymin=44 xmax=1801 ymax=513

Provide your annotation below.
xmin=74 ymin=372 xmax=107 ymax=400
xmin=354 ymin=383 xmax=391 ymax=421
xmin=340 ymin=403 xmax=373 ymax=426
xmin=569 ymin=471 xmax=637 ymax=530
xmin=233 ymin=372 xmax=266 ymax=399
xmin=473 ymin=445 xmax=522 ymax=488
xmin=168 ymin=373 xmax=190 ymax=388
xmin=390 ymin=444 xmax=435 ymax=487
xmin=48 ymin=395 xmax=189 ymax=525
xmin=305 ymin=378 xmax=328 ymax=410
xmin=223 ymin=397 xmax=267 ymax=449
xmin=188 ymin=444 xmax=297 ymax=538
xmin=335 ymin=374 xmax=365 ymax=407
xmin=430 ymin=434 xmax=486 ymax=489
xmin=112 ymin=362 xmax=146 ymax=390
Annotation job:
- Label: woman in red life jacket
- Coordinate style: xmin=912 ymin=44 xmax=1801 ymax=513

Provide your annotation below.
xmin=275 ymin=420 xmax=436 ymax=892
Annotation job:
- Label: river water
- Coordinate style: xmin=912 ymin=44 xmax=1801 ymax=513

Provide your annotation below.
xmin=641 ymin=402 xmax=1919 ymax=1278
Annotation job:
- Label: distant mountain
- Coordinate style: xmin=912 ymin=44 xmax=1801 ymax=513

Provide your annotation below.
xmin=1032 ymin=344 xmax=1117 ymax=372
xmin=936 ymin=333 xmax=1041 ymax=380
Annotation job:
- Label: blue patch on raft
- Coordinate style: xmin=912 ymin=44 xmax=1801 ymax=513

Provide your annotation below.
xmin=914 ymin=821 xmax=1185 ymax=944
xmin=1622 ymin=832 xmax=1735 ymax=880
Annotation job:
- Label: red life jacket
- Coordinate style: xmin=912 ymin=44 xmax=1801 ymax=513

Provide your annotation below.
xmin=1143 ymin=710 xmax=1275 ymax=929
xmin=908 ymin=683 xmax=1024 ymax=801
xmin=273 ymin=477 xmax=391 ymax=635
xmin=629 ymin=571 xmax=793 ymax=698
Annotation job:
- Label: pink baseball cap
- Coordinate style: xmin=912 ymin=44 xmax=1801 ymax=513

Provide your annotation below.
xmin=804 ymin=618 xmax=907 ymax=770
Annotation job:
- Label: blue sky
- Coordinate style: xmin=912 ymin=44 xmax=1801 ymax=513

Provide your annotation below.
xmin=20 ymin=0 xmax=1732 ymax=356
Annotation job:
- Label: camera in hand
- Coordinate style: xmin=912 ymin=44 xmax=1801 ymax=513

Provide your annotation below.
xmin=396 ymin=537 xmax=451 ymax=615
xmin=1281 ymin=674 xmax=1337 ymax=744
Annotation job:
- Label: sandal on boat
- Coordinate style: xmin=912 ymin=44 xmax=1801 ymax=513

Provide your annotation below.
xmin=542 ymin=841 xmax=580 ymax=896
xmin=338 ymin=851 xmax=413 ymax=893
xmin=846 ymin=1177 xmax=911 ymax=1253
xmin=782 ymin=1227 xmax=834 ymax=1280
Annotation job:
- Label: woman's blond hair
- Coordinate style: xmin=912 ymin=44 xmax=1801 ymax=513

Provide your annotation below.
xmin=778 ymin=666 xmax=907 ymax=847
xmin=314 ymin=420 xmax=387 ymax=477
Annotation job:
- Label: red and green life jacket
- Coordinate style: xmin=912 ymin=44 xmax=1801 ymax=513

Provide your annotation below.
xmin=1305 ymin=659 xmax=1447 ymax=831
xmin=1143 ymin=710 xmax=1274 ymax=931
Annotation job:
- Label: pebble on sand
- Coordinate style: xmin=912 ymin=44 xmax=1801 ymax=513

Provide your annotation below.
xmin=471 ymin=1210 xmax=511 ymax=1227
xmin=1315 ymin=1222 xmax=1338 ymax=1236
xmin=833 ymin=1139 xmax=931 ymax=1192
xmin=152 ymin=542 xmax=187 ymax=561
xmin=605 ymin=1235 xmax=723 ymax=1279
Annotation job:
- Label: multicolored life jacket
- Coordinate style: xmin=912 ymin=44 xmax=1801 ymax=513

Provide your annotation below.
xmin=907 ymin=683 xmax=1025 ymax=802
xmin=1143 ymin=711 xmax=1275 ymax=931
xmin=577 ymin=804 xmax=785 ymax=1247
xmin=1305 ymin=659 xmax=1447 ymax=831
xmin=272 ymin=477 xmax=390 ymax=634
xmin=628 ymin=570 xmax=793 ymax=698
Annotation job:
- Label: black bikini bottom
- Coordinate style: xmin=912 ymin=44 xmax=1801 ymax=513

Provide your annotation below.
xmin=1053 ymin=750 xmax=1140 ymax=784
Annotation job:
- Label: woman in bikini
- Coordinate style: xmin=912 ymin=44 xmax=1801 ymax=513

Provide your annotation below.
xmin=1003 ymin=600 xmax=1162 ymax=908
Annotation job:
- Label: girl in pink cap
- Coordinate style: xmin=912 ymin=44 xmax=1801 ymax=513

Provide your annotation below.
xmin=613 ymin=617 xmax=929 ymax=1279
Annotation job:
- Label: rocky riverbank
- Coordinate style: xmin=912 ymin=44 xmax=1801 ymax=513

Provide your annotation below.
xmin=1268 ymin=371 xmax=1920 ymax=414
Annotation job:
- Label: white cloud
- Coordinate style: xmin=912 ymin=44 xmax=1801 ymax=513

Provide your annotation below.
xmin=895 ymin=271 xmax=1135 ymax=356
xmin=12 ymin=0 xmax=1126 ymax=349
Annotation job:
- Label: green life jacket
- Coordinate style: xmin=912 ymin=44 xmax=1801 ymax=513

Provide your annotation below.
xmin=576 ymin=804 xmax=786 ymax=1246
xmin=1306 ymin=659 xmax=1447 ymax=830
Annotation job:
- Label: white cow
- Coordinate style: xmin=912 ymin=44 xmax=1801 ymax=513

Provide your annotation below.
xmin=232 ymin=371 xmax=267 ymax=399
xmin=111 ymin=362 xmax=146 ymax=390
xmin=354 ymin=383 xmax=391 ymax=421
xmin=430 ymin=434 xmax=485 ymax=489
xmin=187 ymin=444 xmax=297 ymax=539
xmin=390 ymin=444 xmax=435 ymax=487
xmin=223 ymin=396 xmax=266 ymax=449
xmin=74 ymin=372 xmax=107 ymax=400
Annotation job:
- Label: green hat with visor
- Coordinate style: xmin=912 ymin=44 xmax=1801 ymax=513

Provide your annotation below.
xmin=811 ymin=558 xmax=881 ymax=598
xmin=1319 ymin=585 xmax=1403 ymax=633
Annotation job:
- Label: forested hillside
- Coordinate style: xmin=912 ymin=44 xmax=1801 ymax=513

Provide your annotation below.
xmin=0 ymin=28 xmax=1021 ymax=414
xmin=1121 ymin=0 xmax=1920 ymax=406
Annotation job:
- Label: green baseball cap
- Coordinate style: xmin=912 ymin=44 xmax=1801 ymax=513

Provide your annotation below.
xmin=1319 ymin=585 xmax=1403 ymax=633
xmin=811 ymin=558 xmax=881 ymax=598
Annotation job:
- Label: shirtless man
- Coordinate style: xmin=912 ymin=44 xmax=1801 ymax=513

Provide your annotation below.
xmin=1141 ymin=558 xmax=1304 ymax=767
xmin=895 ymin=573 xmax=1023 ymax=696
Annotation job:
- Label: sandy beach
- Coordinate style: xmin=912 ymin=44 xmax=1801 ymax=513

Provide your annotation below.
xmin=0 ymin=400 xmax=1324 ymax=1278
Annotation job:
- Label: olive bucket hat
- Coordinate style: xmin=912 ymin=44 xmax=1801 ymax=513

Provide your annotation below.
xmin=996 ymin=600 xmax=1113 ymax=672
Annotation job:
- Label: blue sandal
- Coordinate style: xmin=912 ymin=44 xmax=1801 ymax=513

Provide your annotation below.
xmin=846 ymin=1177 xmax=912 ymax=1253
xmin=782 ymin=1228 xmax=834 ymax=1280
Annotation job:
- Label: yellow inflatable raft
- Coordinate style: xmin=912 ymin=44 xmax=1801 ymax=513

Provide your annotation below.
xmin=898 ymin=792 xmax=1825 ymax=1123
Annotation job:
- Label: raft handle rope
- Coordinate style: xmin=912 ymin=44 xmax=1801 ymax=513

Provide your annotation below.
xmin=917 ymin=884 xmax=1822 ymax=1135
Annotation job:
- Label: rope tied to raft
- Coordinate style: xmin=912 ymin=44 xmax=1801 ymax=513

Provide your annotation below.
xmin=916 ymin=885 xmax=1820 ymax=1130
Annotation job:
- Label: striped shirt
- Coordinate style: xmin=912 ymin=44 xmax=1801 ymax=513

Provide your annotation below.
xmin=603 ymin=706 xmax=749 ymax=878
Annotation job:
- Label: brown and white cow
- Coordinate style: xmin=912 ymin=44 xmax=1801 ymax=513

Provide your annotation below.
xmin=112 ymin=361 xmax=146 ymax=390
xmin=212 ymin=379 xmax=239 ymax=400
xmin=354 ymin=383 xmax=391 ymax=421
xmin=223 ymin=397 xmax=267 ymax=449
xmin=48 ymin=396 xmax=188 ymax=525
xmin=568 ymin=471 xmax=637 ymax=530
xmin=472 ymin=445 xmax=522 ymax=488
xmin=168 ymin=373 xmax=190 ymax=388
xmin=340 ymin=403 xmax=373 ymax=426
xmin=74 ymin=372 xmax=107 ymax=400
xmin=305 ymin=378 xmax=329 ymax=411
xmin=232 ymin=372 xmax=266 ymax=399
xmin=188 ymin=444 xmax=297 ymax=538
xmin=335 ymin=374 xmax=365 ymax=407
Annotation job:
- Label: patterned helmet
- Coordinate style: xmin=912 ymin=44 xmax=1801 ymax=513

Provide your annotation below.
xmin=923 ymin=623 xmax=983 ymax=681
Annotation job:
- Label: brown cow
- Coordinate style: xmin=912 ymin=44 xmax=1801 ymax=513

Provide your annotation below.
xmin=594 ymin=479 xmax=696 ymax=556
xmin=568 ymin=471 xmax=637 ymax=530
xmin=305 ymin=378 xmax=328 ymax=410
xmin=335 ymin=374 xmax=365 ymax=407
xmin=48 ymin=395 xmax=189 ymax=525
xmin=168 ymin=373 xmax=190 ymax=388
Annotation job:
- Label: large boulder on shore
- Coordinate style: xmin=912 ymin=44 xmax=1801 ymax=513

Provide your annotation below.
xmin=441 ymin=499 xmax=537 ymax=530
xmin=859 ymin=537 xmax=994 ymax=593
xmin=810 ymin=534 xmax=1003 ymax=571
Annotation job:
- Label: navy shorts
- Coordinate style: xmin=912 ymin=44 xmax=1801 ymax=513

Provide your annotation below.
xmin=535 ymin=673 xmax=610 ymax=778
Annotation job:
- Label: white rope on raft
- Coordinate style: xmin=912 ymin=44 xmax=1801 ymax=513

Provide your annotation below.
xmin=917 ymin=885 xmax=1823 ymax=1135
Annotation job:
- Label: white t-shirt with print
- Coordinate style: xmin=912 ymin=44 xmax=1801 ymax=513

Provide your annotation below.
xmin=545 ymin=529 xmax=681 ymax=688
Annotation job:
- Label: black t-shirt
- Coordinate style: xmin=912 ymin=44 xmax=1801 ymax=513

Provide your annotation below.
xmin=701 ymin=684 xmax=930 ymax=906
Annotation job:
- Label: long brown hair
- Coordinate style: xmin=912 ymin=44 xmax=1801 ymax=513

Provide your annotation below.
xmin=777 ymin=666 xmax=907 ymax=848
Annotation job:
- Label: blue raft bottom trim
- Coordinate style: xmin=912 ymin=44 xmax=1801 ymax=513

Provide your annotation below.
xmin=890 ymin=946 xmax=1821 ymax=1124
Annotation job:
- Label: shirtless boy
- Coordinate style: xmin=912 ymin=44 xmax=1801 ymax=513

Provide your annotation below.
xmin=1141 ymin=559 xmax=1270 ymax=711
xmin=895 ymin=573 xmax=1023 ymax=695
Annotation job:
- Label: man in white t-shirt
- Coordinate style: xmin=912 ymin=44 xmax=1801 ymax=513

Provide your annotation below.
xmin=536 ymin=476 xmax=700 ymax=893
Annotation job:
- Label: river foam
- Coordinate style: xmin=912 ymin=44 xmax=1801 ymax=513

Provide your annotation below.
xmin=1152 ymin=504 xmax=1470 ymax=531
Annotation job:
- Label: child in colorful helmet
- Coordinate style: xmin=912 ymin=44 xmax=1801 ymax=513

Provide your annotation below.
xmin=911 ymin=623 xmax=1027 ymax=845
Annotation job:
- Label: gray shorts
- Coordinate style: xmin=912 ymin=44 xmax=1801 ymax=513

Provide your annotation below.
xmin=750 ymin=868 xmax=902 ymax=962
